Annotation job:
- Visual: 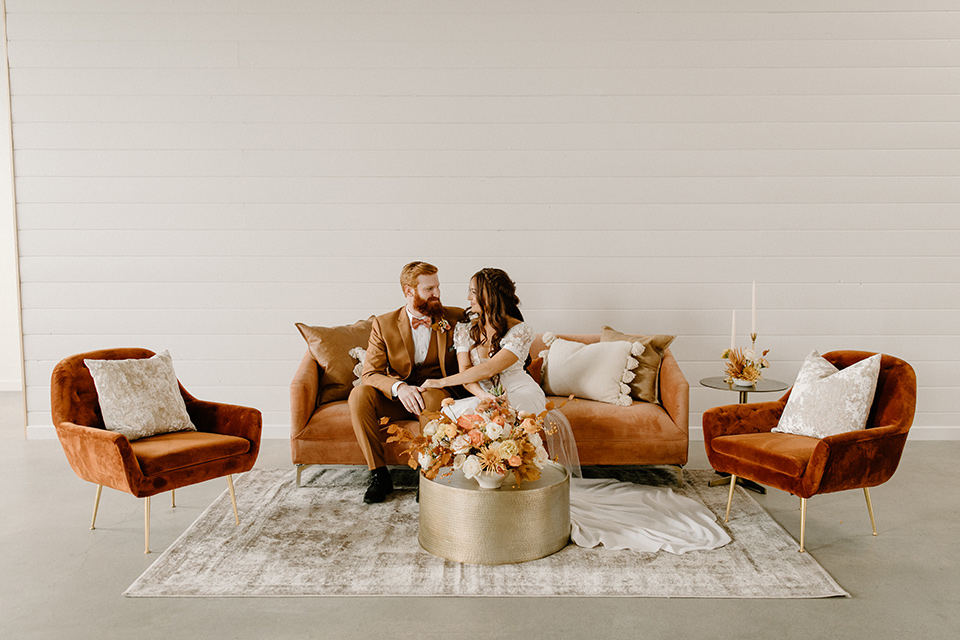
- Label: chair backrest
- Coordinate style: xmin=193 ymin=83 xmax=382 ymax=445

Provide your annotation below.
xmin=822 ymin=350 xmax=917 ymax=435
xmin=50 ymin=348 xmax=157 ymax=429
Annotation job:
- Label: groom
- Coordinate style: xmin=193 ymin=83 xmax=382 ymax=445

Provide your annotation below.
xmin=349 ymin=261 xmax=466 ymax=503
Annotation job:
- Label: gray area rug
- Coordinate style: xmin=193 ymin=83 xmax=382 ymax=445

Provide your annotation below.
xmin=125 ymin=467 xmax=848 ymax=598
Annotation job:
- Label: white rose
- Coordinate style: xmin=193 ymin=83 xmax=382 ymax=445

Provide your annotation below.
xmin=461 ymin=455 xmax=482 ymax=479
xmin=743 ymin=349 xmax=756 ymax=361
xmin=418 ymin=452 xmax=434 ymax=470
xmin=422 ymin=420 xmax=440 ymax=437
xmin=453 ymin=454 xmax=466 ymax=470
xmin=533 ymin=445 xmax=549 ymax=469
xmin=528 ymin=432 xmax=542 ymax=448
xmin=450 ymin=435 xmax=472 ymax=455
xmin=484 ymin=421 xmax=504 ymax=440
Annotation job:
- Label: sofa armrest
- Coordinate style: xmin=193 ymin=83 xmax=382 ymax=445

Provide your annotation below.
xmin=291 ymin=349 xmax=320 ymax=439
xmin=658 ymin=349 xmax=689 ymax=434
xmin=54 ymin=422 xmax=141 ymax=494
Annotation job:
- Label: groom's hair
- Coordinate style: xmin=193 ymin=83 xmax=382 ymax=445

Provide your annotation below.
xmin=400 ymin=261 xmax=438 ymax=292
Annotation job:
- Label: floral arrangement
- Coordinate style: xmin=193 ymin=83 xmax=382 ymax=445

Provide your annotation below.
xmin=431 ymin=318 xmax=451 ymax=334
xmin=721 ymin=346 xmax=770 ymax=384
xmin=382 ymin=396 xmax=559 ymax=487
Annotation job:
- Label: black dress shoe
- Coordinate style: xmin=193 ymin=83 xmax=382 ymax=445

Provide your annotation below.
xmin=363 ymin=467 xmax=394 ymax=504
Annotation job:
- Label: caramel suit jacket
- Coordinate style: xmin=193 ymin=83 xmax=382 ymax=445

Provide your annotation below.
xmin=360 ymin=305 xmax=466 ymax=397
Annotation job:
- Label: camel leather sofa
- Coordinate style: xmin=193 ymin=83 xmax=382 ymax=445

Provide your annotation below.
xmin=290 ymin=333 xmax=689 ymax=485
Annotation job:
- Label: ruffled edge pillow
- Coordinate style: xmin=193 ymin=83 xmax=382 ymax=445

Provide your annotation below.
xmin=539 ymin=333 xmax=642 ymax=406
xmin=84 ymin=350 xmax=197 ymax=441
xmin=772 ymin=350 xmax=882 ymax=439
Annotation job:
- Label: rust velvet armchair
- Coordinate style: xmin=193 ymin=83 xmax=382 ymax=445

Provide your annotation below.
xmin=51 ymin=348 xmax=262 ymax=553
xmin=702 ymin=350 xmax=916 ymax=552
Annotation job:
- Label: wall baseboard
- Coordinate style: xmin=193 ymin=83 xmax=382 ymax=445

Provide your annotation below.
xmin=24 ymin=424 xmax=960 ymax=441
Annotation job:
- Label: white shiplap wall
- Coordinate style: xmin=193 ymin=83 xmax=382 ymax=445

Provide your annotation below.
xmin=7 ymin=0 xmax=959 ymax=440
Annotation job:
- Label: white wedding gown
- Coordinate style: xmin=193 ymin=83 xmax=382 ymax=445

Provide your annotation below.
xmin=443 ymin=322 xmax=731 ymax=554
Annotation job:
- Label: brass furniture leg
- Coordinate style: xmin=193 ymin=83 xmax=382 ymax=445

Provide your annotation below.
xmin=799 ymin=497 xmax=807 ymax=553
xmin=90 ymin=484 xmax=103 ymax=530
xmin=724 ymin=474 xmax=737 ymax=523
xmin=675 ymin=466 xmax=684 ymax=488
xmin=171 ymin=488 xmax=175 ymax=508
xmin=144 ymin=496 xmax=151 ymax=554
xmin=864 ymin=487 xmax=877 ymax=536
xmin=227 ymin=475 xmax=239 ymax=525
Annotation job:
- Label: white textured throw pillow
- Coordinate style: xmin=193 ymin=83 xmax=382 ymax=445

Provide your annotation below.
xmin=85 ymin=350 xmax=197 ymax=441
xmin=540 ymin=335 xmax=641 ymax=406
xmin=348 ymin=346 xmax=366 ymax=387
xmin=772 ymin=350 xmax=881 ymax=439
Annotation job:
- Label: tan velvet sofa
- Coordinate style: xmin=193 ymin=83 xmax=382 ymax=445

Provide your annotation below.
xmin=290 ymin=333 xmax=689 ymax=485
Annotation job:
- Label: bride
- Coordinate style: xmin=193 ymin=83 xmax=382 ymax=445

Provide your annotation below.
xmin=419 ymin=268 xmax=730 ymax=554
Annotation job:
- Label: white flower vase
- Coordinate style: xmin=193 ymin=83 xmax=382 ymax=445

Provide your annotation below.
xmin=474 ymin=469 xmax=507 ymax=490
xmin=732 ymin=378 xmax=755 ymax=387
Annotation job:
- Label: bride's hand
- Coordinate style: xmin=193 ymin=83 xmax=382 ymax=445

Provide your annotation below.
xmin=418 ymin=379 xmax=445 ymax=390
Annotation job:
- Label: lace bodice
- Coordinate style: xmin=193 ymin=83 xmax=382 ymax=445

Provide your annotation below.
xmin=453 ymin=321 xmax=534 ymax=375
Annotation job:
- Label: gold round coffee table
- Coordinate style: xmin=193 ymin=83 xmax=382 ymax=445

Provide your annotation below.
xmin=418 ymin=462 xmax=571 ymax=565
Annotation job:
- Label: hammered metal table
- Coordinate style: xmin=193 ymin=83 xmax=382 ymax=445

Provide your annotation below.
xmin=418 ymin=463 xmax=570 ymax=565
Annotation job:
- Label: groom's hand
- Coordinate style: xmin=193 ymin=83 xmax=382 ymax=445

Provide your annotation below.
xmin=396 ymin=383 xmax=425 ymax=415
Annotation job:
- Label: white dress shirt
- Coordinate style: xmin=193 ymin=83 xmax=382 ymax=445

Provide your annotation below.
xmin=391 ymin=309 xmax=432 ymax=397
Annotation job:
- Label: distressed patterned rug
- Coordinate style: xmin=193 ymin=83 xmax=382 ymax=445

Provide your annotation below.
xmin=125 ymin=467 xmax=848 ymax=598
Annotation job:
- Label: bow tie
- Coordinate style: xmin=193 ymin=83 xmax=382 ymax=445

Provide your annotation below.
xmin=411 ymin=316 xmax=432 ymax=330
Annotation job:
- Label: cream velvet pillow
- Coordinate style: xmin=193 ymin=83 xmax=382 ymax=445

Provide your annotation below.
xmin=772 ymin=351 xmax=881 ymax=439
xmin=85 ymin=350 xmax=197 ymax=441
xmin=540 ymin=334 xmax=641 ymax=406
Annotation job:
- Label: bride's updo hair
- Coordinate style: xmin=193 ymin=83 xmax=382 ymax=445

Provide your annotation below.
xmin=470 ymin=268 xmax=525 ymax=361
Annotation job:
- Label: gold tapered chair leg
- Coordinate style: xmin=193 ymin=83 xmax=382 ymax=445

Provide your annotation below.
xmin=171 ymin=488 xmax=176 ymax=508
xmin=676 ymin=466 xmax=684 ymax=488
xmin=799 ymin=497 xmax=807 ymax=553
xmin=296 ymin=465 xmax=303 ymax=487
xmin=864 ymin=487 xmax=878 ymax=536
xmin=144 ymin=496 xmax=151 ymax=554
xmin=724 ymin=474 xmax=737 ymax=523
xmin=227 ymin=475 xmax=239 ymax=525
xmin=90 ymin=484 xmax=103 ymax=530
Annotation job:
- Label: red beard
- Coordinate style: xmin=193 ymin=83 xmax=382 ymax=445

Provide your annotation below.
xmin=414 ymin=293 xmax=443 ymax=319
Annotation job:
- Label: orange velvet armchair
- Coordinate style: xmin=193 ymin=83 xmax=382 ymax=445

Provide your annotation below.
xmin=51 ymin=348 xmax=262 ymax=553
xmin=702 ymin=350 xmax=916 ymax=552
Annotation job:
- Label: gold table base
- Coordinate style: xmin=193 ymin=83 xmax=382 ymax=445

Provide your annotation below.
xmin=418 ymin=463 xmax=570 ymax=565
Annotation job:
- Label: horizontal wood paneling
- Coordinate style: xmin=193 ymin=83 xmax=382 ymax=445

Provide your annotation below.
xmin=9 ymin=1 xmax=958 ymax=440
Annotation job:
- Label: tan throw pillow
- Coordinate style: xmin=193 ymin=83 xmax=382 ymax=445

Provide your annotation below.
xmin=600 ymin=327 xmax=675 ymax=404
xmin=296 ymin=318 xmax=373 ymax=405
xmin=84 ymin=350 xmax=197 ymax=441
xmin=772 ymin=351 xmax=881 ymax=439
xmin=540 ymin=335 xmax=640 ymax=406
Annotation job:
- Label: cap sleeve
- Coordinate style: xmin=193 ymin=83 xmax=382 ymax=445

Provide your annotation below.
xmin=500 ymin=323 xmax=534 ymax=359
xmin=453 ymin=322 xmax=472 ymax=353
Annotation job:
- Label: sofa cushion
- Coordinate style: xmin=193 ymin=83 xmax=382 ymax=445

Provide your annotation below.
xmin=541 ymin=337 xmax=639 ymax=406
xmin=84 ymin=350 xmax=197 ymax=441
xmin=773 ymin=351 xmax=881 ymax=439
xmin=296 ymin=318 xmax=373 ymax=405
xmin=551 ymin=396 xmax=681 ymax=442
xmin=600 ymin=327 xmax=675 ymax=404
xmin=130 ymin=431 xmax=250 ymax=476
xmin=711 ymin=432 xmax=819 ymax=478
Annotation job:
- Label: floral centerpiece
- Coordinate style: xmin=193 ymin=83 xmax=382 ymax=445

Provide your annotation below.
xmin=721 ymin=346 xmax=770 ymax=385
xmin=382 ymin=396 xmax=559 ymax=488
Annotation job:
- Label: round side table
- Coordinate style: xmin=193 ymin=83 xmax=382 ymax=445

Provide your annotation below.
xmin=418 ymin=463 xmax=570 ymax=565
xmin=699 ymin=376 xmax=790 ymax=494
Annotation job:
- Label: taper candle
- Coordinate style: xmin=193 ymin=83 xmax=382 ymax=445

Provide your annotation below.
xmin=751 ymin=281 xmax=757 ymax=336
xmin=730 ymin=310 xmax=736 ymax=351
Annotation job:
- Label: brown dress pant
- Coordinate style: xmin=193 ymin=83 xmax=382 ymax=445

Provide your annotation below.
xmin=348 ymin=384 xmax=451 ymax=470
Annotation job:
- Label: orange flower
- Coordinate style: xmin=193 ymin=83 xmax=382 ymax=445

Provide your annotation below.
xmin=507 ymin=455 xmax=522 ymax=467
xmin=468 ymin=429 xmax=484 ymax=446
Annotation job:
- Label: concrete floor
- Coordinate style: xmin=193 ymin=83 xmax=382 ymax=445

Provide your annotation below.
xmin=2 ymin=391 xmax=958 ymax=640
